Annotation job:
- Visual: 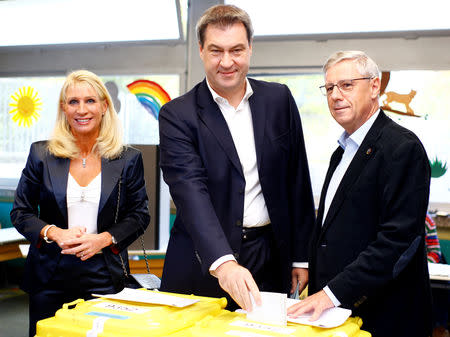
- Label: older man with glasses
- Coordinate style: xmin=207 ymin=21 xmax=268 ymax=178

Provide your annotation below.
xmin=288 ymin=51 xmax=432 ymax=337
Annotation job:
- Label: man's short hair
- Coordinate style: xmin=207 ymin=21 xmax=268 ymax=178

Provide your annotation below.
xmin=323 ymin=50 xmax=380 ymax=79
xmin=196 ymin=4 xmax=253 ymax=47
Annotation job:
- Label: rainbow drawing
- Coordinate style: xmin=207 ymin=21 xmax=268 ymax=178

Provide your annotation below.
xmin=127 ymin=80 xmax=171 ymax=120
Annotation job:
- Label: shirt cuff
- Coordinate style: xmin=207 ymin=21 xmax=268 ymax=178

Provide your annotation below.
xmin=209 ymin=254 xmax=237 ymax=277
xmin=323 ymin=286 xmax=341 ymax=307
xmin=292 ymin=262 xmax=308 ymax=268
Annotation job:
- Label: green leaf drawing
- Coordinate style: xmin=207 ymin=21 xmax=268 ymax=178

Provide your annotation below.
xmin=429 ymin=157 xmax=447 ymax=178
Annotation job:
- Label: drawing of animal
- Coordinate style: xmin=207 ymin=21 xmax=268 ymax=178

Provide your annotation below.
xmin=382 ymin=90 xmax=416 ymax=115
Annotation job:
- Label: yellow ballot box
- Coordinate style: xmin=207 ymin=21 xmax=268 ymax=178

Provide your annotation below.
xmin=171 ymin=310 xmax=372 ymax=337
xmin=35 ymin=290 xmax=227 ymax=337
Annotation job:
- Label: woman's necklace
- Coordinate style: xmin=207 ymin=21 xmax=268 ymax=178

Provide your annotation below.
xmin=81 ymin=153 xmax=89 ymax=168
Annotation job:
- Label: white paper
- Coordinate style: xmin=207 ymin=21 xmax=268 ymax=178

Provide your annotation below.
xmin=0 ymin=227 xmax=25 ymax=244
xmin=86 ymin=317 xmax=108 ymax=337
xmin=246 ymin=292 xmax=287 ymax=326
xmin=428 ymin=262 xmax=450 ymax=278
xmin=286 ymin=298 xmax=351 ymax=328
xmin=19 ymin=244 xmax=30 ymax=257
xmin=92 ymin=288 xmax=198 ymax=308
xmin=94 ymin=302 xmax=150 ymax=314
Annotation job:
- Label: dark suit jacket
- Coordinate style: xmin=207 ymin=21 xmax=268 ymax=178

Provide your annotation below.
xmin=158 ymin=78 xmax=315 ymax=298
xmin=11 ymin=141 xmax=150 ymax=294
xmin=309 ymin=111 xmax=432 ymax=337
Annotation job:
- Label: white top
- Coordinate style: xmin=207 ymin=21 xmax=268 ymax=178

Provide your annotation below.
xmin=322 ymin=111 xmax=380 ymax=225
xmin=207 ymin=78 xmax=270 ymax=228
xmin=323 ymin=110 xmax=379 ymax=306
xmin=66 ymin=172 xmax=101 ymax=234
xmin=206 ymin=79 xmax=306 ymax=272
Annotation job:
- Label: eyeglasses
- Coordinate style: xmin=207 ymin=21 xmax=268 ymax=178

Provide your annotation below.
xmin=319 ymin=77 xmax=373 ymax=96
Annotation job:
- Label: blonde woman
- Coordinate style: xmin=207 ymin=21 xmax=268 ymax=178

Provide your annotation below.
xmin=11 ymin=70 xmax=150 ymax=337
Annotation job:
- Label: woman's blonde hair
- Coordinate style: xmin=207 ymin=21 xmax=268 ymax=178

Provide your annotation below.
xmin=48 ymin=70 xmax=123 ymax=159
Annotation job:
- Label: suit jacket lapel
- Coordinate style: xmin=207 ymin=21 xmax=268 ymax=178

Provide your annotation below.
xmin=321 ymin=111 xmax=389 ymax=232
xmin=48 ymin=155 xmax=70 ymax=224
xmin=196 ymin=79 xmax=244 ymax=177
xmin=99 ymin=156 xmax=125 ymax=215
xmin=248 ymin=79 xmax=266 ymax=170
xmin=316 ymin=147 xmax=344 ymax=227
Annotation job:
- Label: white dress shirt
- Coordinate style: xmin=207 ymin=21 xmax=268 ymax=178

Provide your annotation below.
xmin=66 ymin=172 xmax=101 ymax=234
xmin=207 ymin=79 xmax=307 ymax=273
xmin=323 ymin=110 xmax=379 ymax=306
xmin=207 ymin=79 xmax=271 ymax=272
xmin=207 ymin=79 xmax=270 ymax=228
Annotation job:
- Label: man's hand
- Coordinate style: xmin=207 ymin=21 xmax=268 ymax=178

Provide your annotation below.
xmin=214 ymin=261 xmax=261 ymax=311
xmin=287 ymin=290 xmax=334 ymax=321
xmin=61 ymin=232 xmax=113 ymax=261
xmin=290 ymin=267 xmax=308 ymax=295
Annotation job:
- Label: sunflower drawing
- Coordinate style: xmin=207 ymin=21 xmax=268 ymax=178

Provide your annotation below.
xmin=9 ymin=86 xmax=42 ymax=127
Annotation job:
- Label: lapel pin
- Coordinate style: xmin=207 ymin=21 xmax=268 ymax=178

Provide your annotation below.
xmin=366 ymin=148 xmax=372 ymax=155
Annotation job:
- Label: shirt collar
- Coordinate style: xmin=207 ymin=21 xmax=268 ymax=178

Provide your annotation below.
xmin=206 ymin=78 xmax=253 ymax=106
xmin=338 ymin=109 xmax=380 ymax=150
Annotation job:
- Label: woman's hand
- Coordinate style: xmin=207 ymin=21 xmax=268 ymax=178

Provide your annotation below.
xmin=44 ymin=226 xmax=86 ymax=249
xmin=61 ymin=232 xmax=113 ymax=261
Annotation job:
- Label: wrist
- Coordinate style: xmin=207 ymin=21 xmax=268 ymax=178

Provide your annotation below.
xmin=215 ymin=260 xmax=238 ymax=277
xmin=43 ymin=225 xmax=56 ymax=243
xmin=105 ymin=232 xmax=116 ymax=246
xmin=210 ymin=254 xmax=237 ymax=276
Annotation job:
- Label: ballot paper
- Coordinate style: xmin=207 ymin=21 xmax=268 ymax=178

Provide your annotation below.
xmin=246 ymin=292 xmax=287 ymax=326
xmin=92 ymin=288 xmax=198 ymax=308
xmin=286 ymin=298 xmax=352 ymax=328
xmin=428 ymin=262 xmax=450 ymax=278
xmin=238 ymin=294 xmax=352 ymax=328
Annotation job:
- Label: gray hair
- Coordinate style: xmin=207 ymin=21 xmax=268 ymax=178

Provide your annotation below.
xmin=323 ymin=51 xmax=380 ymax=79
xmin=196 ymin=4 xmax=253 ymax=47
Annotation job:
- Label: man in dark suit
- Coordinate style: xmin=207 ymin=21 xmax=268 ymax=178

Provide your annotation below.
xmin=288 ymin=51 xmax=432 ymax=337
xmin=159 ymin=4 xmax=315 ymax=311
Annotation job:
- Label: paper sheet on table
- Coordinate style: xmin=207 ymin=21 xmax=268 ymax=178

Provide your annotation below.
xmin=247 ymin=292 xmax=287 ymax=326
xmin=92 ymin=288 xmax=198 ymax=307
xmin=428 ymin=262 xmax=450 ymax=277
xmin=286 ymin=298 xmax=352 ymax=328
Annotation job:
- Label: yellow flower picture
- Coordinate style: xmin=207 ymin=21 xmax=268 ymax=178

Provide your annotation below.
xmin=9 ymin=86 xmax=42 ymax=127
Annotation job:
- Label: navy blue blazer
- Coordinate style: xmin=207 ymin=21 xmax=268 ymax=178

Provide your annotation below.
xmin=159 ymin=78 xmax=315 ymax=297
xmin=11 ymin=141 xmax=150 ymax=294
xmin=309 ymin=111 xmax=432 ymax=337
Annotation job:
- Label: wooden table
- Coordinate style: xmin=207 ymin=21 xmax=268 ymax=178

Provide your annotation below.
xmin=0 ymin=228 xmax=27 ymax=262
xmin=128 ymin=250 xmax=165 ymax=278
